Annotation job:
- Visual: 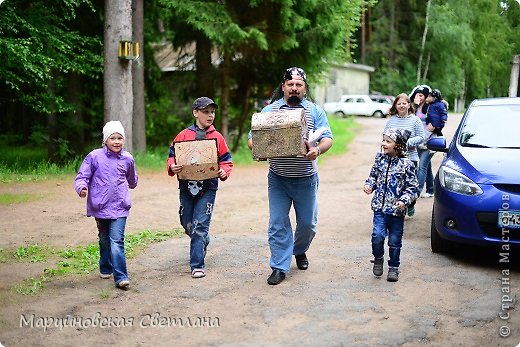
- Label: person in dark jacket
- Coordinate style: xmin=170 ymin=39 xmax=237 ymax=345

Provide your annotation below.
xmin=363 ymin=128 xmax=419 ymax=282
xmin=424 ymin=88 xmax=448 ymax=136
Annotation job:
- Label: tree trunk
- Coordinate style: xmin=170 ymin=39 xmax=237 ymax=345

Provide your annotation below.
xmin=360 ymin=5 xmax=366 ymax=64
xmin=47 ymin=74 xmax=59 ymax=163
xmin=220 ymin=51 xmax=231 ymax=142
xmin=417 ymin=0 xmax=432 ymax=84
xmin=132 ymin=0 xmax=146 ymax=153
xmin=388 ymin=0 xmax=396 ymax=69
xmin=232 ymin=80 xmax=252 ymax=152
xmin=195 ymin=32 xmax=213 ymax=97
xmin=104 ymin=0 xmax=134 ymax=153
xmin=422 ymin=50 xmax=431 ymax=81
xmin=67 ymin=73 xmax=85 ymax=154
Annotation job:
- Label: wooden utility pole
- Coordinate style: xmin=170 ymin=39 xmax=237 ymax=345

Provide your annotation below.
xmin=509 ymin=55 xmax=520 ymax=97
xmin=104 ymin=0 xmax=134 ymax=153
xmin=360 ymin=6 xmax=366 ymax=64
xmin=132 ymin=0 xmax=146 ymax=152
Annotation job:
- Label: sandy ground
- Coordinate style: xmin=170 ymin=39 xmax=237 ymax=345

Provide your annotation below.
xmin=0 ymin=115 xmax=518 ymax=346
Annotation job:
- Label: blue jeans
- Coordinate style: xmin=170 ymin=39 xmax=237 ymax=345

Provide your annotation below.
xmin=371 ymin=211 xmax=404 ymax=268
xmin=96 ymin=217 xmax=128 ymax=284
xmin=417 ymin=148 xmax=434 ymax=194
xmin=179 ymin=189 xmax=216 ymax=270
xmin=267 ymin=171 xmax=318 ymax=273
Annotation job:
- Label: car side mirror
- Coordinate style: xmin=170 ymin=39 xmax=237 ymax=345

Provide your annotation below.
xmin=426 ymin=136 xmax=448 ymax=152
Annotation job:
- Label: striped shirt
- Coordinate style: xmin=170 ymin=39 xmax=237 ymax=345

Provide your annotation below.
xmin=261 ymin=98 xmax=333 ymax=177
xmin=384 ymin=114 xmax=425 ymax=162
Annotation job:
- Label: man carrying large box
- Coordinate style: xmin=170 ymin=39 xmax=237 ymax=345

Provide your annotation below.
xmin=248 ymin=67 xmax=333 ymax=285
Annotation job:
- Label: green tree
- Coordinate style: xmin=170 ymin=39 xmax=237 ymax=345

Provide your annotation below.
xmin=0 ymin=0 xmax=103 ymax=161
xmin=157 ymin=0 xmax=366 ymax=149
xmin=362 ymin=0 xmax=518 ymax=108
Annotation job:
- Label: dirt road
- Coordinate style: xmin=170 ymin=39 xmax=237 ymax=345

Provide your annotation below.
xmin=0 ymin=115 xmax=518 ymax=346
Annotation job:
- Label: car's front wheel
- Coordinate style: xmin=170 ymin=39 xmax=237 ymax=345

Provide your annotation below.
xmin=334 ymin=111 xmax=346 ymax=117
xmin=372 ymin=110 xmax=385 ymax=118
xmin=431 ymin=207 xmax=452 ymax=253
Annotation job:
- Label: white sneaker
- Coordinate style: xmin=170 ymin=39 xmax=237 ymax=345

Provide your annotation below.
xmin=191 ymin=269 xmax=206 ymax=278
xmin=421 ymin=192 xmax=434 ymax=198
xmin=116 ymin=280 xmax=130 ymax=288
xmin=100 ymin=273 xmax=112 ymax=279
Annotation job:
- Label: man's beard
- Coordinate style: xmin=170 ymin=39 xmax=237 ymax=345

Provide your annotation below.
xmin=287 ymin=95 xmax=302 ymax=106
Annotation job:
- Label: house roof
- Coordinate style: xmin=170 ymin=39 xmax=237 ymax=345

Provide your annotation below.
xmin=329 ymin=62 xmax=375 ymax=73
xmin=152 ymin=42 xmax=221 ymax=72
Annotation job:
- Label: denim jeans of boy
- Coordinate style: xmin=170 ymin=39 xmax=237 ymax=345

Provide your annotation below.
xmin=96 ymin=217 xmax=128 ymax=284
xmin=267 ymin=171 xmax=318 ymax=273
xmin=179 ymin=189 xmax=216 ymax=270
xmin=417 ymin=148 xmax=434 ymax=194
xmin=371 ymin=211 xmax=404 ymax=268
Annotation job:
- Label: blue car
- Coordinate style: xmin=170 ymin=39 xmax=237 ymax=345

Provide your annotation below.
xmin=427 ymin=97 xmax=520 ymax=252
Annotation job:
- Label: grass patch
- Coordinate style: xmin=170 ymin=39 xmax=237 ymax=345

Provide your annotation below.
xmin=15 ymin=277 xmax=47 ymax=296
xmin=14 ymin=244 xmax=50 ymax=263
xmin=0 ymin=193 xmax=44 ymax=205
xmin=0 ymin=249 xmax=7 ymax=263
xmin=99 ymin=289 xmax=113 ymax=299
xmin=326 ymin=115 xmax=359 ymax=156
xmin=10 ymin=229 xmax=183 ymax=295
xmin=133 ymin=147 xmax=168 ymax=172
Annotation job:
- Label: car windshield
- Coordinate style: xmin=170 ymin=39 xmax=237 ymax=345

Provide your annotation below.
xmin=459 ymin=104 xmax=520 ymax=148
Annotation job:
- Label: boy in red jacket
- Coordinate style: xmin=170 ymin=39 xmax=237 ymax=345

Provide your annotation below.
xmin=167 ymin=97 xmax=233 ymax=278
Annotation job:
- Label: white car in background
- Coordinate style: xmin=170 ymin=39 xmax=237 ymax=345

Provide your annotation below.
xmin=323 ymin=94 xmax=393 ymax=118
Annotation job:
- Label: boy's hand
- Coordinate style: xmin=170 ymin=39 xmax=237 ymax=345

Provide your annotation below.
xmin=395 ymin=201 xmax=406 ymax=210
xmin=170 ymin=164 xmax=183 ymax=174
xmin=363 ymin=185 xmax=372 ymax=194
xmin=79 ymin=188 xmax=87 ymax=198
xmin=218 ymin=168 xmax=228 ymax=180
xmin=426 ymin=123 xmax=435 ymax=132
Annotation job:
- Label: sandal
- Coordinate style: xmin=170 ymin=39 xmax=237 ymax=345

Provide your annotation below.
xmin=191 ymin=269 xmax=206 ymax=278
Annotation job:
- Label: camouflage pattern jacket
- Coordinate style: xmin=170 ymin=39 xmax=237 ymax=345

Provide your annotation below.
xmin=365 ymin=152 xmax=419 ymax=217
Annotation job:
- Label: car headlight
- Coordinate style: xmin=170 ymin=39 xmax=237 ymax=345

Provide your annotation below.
xmin=438 ymin=166 xmax=483 ymax=195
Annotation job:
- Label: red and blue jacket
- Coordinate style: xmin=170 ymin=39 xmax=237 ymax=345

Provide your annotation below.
xmin=166 ymin=124 xmax=233 ymax=192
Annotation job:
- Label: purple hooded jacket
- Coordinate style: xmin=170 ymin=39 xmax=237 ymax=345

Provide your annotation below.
xmin=74 ymin=147 xmax=138 ymax=219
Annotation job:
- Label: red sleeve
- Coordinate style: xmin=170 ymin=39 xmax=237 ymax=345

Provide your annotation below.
xmin=216 ymin=134 xmax=233 ymax=179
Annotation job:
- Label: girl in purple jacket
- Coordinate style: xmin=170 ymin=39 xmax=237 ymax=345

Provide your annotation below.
xmin=74 ymin=121 xmax=138 ymax=289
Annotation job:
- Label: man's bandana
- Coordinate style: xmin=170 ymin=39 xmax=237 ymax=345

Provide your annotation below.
xmin=284 ymin=67 xmax=307 ymax=82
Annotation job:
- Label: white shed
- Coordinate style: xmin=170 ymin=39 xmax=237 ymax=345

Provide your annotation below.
xmin=313 ymin=62 xmax=375 ymax=107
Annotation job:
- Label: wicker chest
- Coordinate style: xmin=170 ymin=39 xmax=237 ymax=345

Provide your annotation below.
xmin=251 ymin=109 xmax=308 ymax=160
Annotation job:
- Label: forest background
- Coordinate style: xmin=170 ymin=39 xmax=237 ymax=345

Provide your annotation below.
xmin=0 ymin=0 xmax=519 ymax=168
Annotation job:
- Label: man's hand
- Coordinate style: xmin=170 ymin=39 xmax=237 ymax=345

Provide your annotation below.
xmin=304 ymin=140 xmax=320 ymax=161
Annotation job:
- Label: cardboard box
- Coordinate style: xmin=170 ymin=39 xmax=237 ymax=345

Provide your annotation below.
xmin=251 ymin=109 xmax=308 ymax=160
xmin=174 ymin=139 xmax=219 ymax=180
